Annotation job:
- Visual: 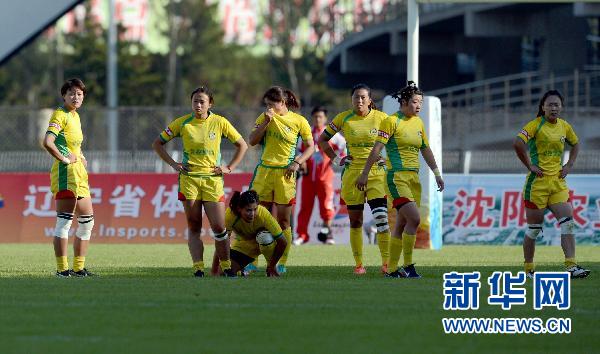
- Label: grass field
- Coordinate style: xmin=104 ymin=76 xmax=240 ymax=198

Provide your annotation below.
xmin=0 ymin=244 xmax=597 ymax=354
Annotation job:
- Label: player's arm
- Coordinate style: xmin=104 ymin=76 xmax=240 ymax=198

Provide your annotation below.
xmin=513 ymin=137 xmax=542 ymax=177
xmin=249 ymin=110 xmax=273 ymax=146
xmin=318 ymin=117 xmax=349 ymax=166
xmin=42 ymin=133 xmax=75 ymax=165
xmin=356 ymin=142 xmax=385 ymax=191
xmin=266 ymin=236 xmax=287 ymax=277
xmin=421 ymin=147 xmax=444 ymax=192
xmin=215 ymin=137 xmax=248 ymax=175
xmin=560 ymin=142 xmax=578 ymax=179
xmin=151 ymin=137 xmax=189 ymax=173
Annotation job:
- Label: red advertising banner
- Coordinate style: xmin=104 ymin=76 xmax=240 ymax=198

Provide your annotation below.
xmin=0 ymin=173 xmax=252 ymax=243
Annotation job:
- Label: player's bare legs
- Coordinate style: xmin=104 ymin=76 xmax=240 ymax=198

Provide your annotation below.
xmin=54 ymin=198 xmax=77 ymax=258
xmin=548 ymin=202 xmax=575 ymax=259
xmin=183 ymin=200 xmax=204 ymax=275
xmin=524 ymin=208 xmax=545 ymax=264
xmin=275 ymin=203 xmax=293 ymax=272
xmin=74 ymin=197 xmax=93 ymax=258
xmin=203 ymin=201 xmax=232 ymax=275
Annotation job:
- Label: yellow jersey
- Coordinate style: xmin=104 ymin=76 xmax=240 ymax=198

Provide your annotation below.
xmin=517 ymin=116 xmax=578 ymax=176
xmin=160 ymin=112 xmax=242 ymax=176
xmin=46 ymin=107 xmax=84 ymax=157
xmin=253 ymin=111 xmax=312 ymax=168
xmin=323 ymin=109 xmax=388 ymax=170
xmin=225 ymin=205 xmax=283 ymax=241
xmin=376 ymin=113 xmax=428 ymax=172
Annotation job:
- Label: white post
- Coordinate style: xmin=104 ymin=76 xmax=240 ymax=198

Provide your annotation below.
xmin=107 ymin=0 xmax=118 ymax=173
xmin=407 ymin=0 xmax=419 ymax=85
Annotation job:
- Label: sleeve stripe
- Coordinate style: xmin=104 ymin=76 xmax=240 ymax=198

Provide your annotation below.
xmin=159 ymin=135 xmax=168 ymax=143
xmin=273 ymin=232 xmax=283 ymax=239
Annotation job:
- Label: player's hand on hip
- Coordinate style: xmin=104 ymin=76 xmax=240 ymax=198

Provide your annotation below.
xmin=559 ymin=164 xmax=571 ymax=179
xmin=356 ymin=173 xmax=368 ymax=191
xmin=171 ymin=162 xmax=189 ymax=173
xmin=65 ymin=153 xmax=78 ymax=164
xmin=529 ymin=165 xmax=543 ymax=177
xmin=339 ymin=155 xmax=353 ymax=166
xmin=285 ymin=161 xmax=300 ymax=179
xmin=435 ymin=176 xmax=445 ymax=192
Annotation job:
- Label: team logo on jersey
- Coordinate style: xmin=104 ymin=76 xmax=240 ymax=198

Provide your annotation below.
xmin=520 ymin=129 xmax=530 ymax=139
xmin=418 ymin=131 xmax=423 ymax=137
xmin=370 ymin=128 xmax=378 ymax=136
xmin=283 ymin=126 xmax=292 ymax=133
xmin=48 ymin=123 xmax=62 ymax=130
xmin=164 ymin=127 xmax=174 ymax=137
xmin=208 ymin=131 xmax=217 ymax=140
xmin=560 ymin=136 xmax=566 ymax=143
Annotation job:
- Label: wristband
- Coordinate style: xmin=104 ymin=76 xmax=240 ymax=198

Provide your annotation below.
xmin=292 ymin=160 xmax=300 ymax=166
xmin=432 ymin=168 xmax=441 ymax=177
xmin=333 ymin=156 xmax=341 ymax=166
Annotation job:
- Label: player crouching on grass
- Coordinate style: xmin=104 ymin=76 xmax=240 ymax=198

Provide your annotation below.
xmin=42 ymin=78 xmax=95 ymax=277
xmin=211 ymin=190 xmax=287 ymax=277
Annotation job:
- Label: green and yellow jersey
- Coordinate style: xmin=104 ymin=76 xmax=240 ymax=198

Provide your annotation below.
xmin=253 ymin=111 xmax=312 ymax=168
xmin=160 ymin=112 xmax=242 ymax=176
xmin=376 ymin=113 xmax=428 ymax=172
xmin=225 ymin=205 xmax=283 ymax=241
xmin=323 ymin=109 xmax=388 ymax=170
xmin=517 ymin=116 xmax=578 ymax=175
xmin=46 ymin=107 xmax=84 ymax=157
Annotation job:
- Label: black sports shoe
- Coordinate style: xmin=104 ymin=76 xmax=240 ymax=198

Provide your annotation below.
xmin=71 ymin=268 xmax=96 ymax=277
xmin=566 ymin=265 xmax=591 ymax=279
xmin=385 ymin=269 xmax=408 ymax=278
xmin=402 ymin=264 xmax=421 ymax=278
xmin=56 ymin=270 xmax=71 ymax=277
xmin=222 ymin=269 xmax=237 ymax=278
xmin=193 ymin=270 xmax=205 ymax=277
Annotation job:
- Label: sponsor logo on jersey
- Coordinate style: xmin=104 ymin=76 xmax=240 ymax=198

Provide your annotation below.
xmin=165 ymin=127 xmax=174 ymax=136
xmin=377 ymin=130 xmax=389 ymax=139
xmin=48 ymin=123 xmax=62 ymax=130
xmin=520 ymin=129 xmax=530 ymax=139
xmin=328 ymin=122 xmax=339 ymax=132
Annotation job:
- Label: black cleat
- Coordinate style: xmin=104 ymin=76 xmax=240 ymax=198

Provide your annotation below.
xmin=71 ymin=268 xmax=96 ymax=277
xmin=385 ymin=269 xmax=408 ymax=278
xmin=402 ymin=264 xmax=422 ymax=278
xmin=56 ymin=270 xmax=71 ymax=277
xmin=566 ymin=265 xmax=591 ymax=279
xmin=193 ymin=270 xmax=205 ymax=277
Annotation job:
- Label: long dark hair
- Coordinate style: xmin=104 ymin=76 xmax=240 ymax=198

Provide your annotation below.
xmin=229 ymin=190 xmax=259 ymax=215
xmin=351 ymin=83 xmax=377 ymax=110
xmin=263 ymin=86 xmax=300 ymax=110
xmin=537 ymin=90 xmax=564 ymax=117
xmin=391 ymin=81 xmax=423 ymax=106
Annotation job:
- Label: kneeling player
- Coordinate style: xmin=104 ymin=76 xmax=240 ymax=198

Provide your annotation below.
xmin=212 ymin=190 xmax=287 ymax=277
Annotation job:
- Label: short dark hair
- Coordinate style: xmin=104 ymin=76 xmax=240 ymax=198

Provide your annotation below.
xmin=190 ymin=86 xmax=214 ymax=104
xmin=61 ymin=78 xmax=86 ymax=97
xmin=311 ymin=105 xmax=328 ymax=116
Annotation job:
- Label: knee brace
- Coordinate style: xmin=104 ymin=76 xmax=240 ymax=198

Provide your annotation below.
xmin=525 ymin=224 xmax=542 ymax=240
xmin=558 ymin=217 xmax=575 ymax=235
xmin=75 ymin=214 xmax=94 ymax=240
xmin=371 ymin=207 xmax=389 ymax=233
xmin=211 ymin=229 xmax=229 ymax=241
xmin=54 ymin=212 xmax=74 ymax=239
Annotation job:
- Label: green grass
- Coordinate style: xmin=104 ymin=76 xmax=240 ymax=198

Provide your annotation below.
xmin=0 ymin=244 xmax=597 ymax=354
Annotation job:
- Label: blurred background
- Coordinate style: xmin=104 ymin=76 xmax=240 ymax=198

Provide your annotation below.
xmin=0 ymin=0 xmax=599 ymax=174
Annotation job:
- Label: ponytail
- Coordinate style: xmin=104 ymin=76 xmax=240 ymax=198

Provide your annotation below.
xmin=536 ymin=90 xmax=564 ymax=118
xmin=262 ymin=86 xmax=300 ymax=110
xmin=229 ymin=190 xmax=260 ymax=215
xmin=391 ymin=81 xmax=423 ymax=106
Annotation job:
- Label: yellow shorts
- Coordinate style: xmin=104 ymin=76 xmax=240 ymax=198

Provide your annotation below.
xmin=50 ymin=161 xmax=90 ymax=199
xmin=341 ymin=167 xmax=386 ymax=206
xmin=386 ymin=170 xmax=421 ymax=208
xmin=523 ymin=173 xmax=569 ymax=209
xmin=231 ymin=237 xmax=262 ymax=259
xmin=178 ymin=174 xmax=224 ymax=202
xmin=249 ymin=165 xmax=296 ymax=205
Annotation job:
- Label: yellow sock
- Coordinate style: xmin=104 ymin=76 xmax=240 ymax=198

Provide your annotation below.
xmin=350 ymin=227 xmax=363 ymax=266
xmin=388 ymin=237 xmax=403 ymax=272
xmin=524 ymin=262 xmax=535 ymax=273
xmin=564 ymin=258 xmax=577 ymax=268
xmin=192 ymin=261 xmax=204 ymax=272
xmin=259 ymin=242 xmax=276 ymax=263
xmin=402 ymin=232 xmax=416 ymax=266
xmin=377 ymin=231 xmax=390 ymax=266
xmin=56 ymin=256 xmax=68 ymax=272
xmin=278 ymin=228 xmax=292 ymax=265
xmin=219 ymin=259 xmax=231 ymax=271
xmin=73 ymin=256 xmax=85 ymax=272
